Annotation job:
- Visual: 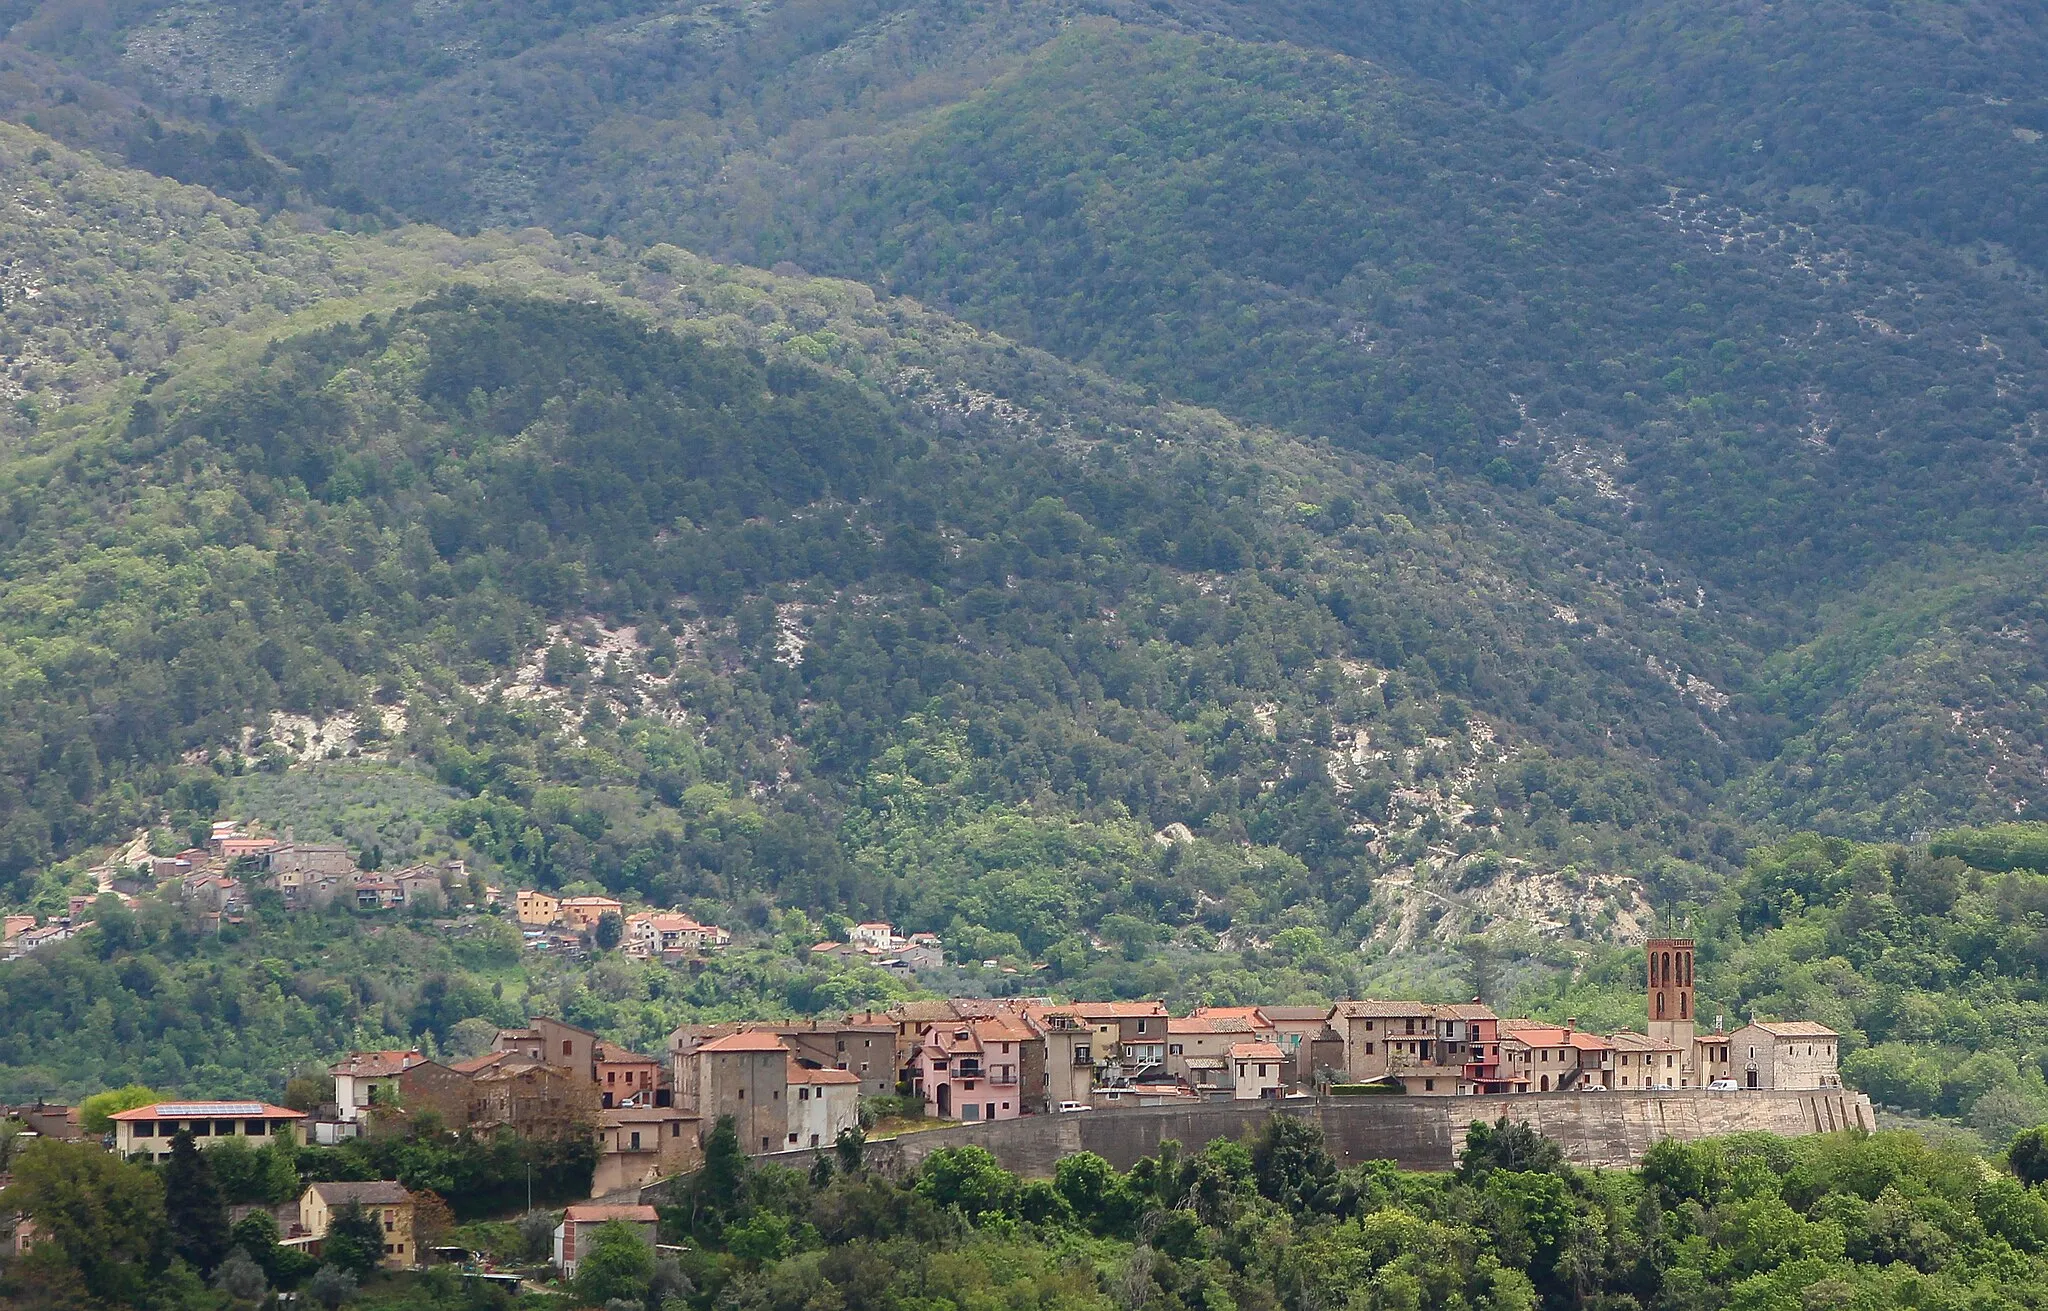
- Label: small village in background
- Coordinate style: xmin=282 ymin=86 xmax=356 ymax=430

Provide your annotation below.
xmin=2 ymin=820 xmax=1844 ymax=1276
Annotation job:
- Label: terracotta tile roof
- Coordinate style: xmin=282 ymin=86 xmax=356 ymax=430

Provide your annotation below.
xmin=971 ymin=1013 xmax=1036 ymax=1043
xmin=1502 ymin=1026 xmax=1571 ymax=1046
xmin=1567 ymin=1033 xmax=1614 ymax=1051
xmin=1436 ymin=1003 xmax=1499 ymax=1020
xmin=1227 ymin=1042 xmax=1287 ymax=1061
xmin=111 ymin=1102 xmax=304 ymax=1120
xmin=697 ymin=1031 xmax=793 ymax=1054
xmin=1067 ymin=1001 xmax=1169 ymax=1018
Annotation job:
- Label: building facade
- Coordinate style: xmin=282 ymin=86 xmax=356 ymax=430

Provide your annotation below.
xmin=110 ymin=1103 xmax=307 ymax=1160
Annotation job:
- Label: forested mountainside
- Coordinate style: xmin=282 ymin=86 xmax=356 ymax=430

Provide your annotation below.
xmin=0 ymin=122 xmax=1762 ymax=926
xmin=9 ymin=5 xmax=2042 ymax=587
xmin=0 ymin=4 xmax=2045 ymax=994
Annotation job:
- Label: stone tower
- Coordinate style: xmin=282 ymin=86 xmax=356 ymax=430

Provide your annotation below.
xmin=1646 ymin=937 xmax=1695 ymax=1050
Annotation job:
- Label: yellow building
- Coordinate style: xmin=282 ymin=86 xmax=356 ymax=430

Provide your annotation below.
xmin=300 ymin=1181 xmax=417 ymax=1269
xmin=516 ymin=889 xmax=562 ymax=926
xmin=109 ymin=1102 xmax=307 ymax=1160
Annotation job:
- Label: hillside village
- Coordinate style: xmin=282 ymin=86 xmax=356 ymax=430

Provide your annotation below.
xmin=1 ymin=820 xmax=734 ymax=966
xmin=5 ymin=880 xmax=1846 ymax=1279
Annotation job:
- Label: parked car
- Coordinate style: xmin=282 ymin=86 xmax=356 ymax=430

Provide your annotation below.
xmin=1056 ymin=1101 xmax=1093 ymax=1113
xmin=1707 ymin=1079 xmax=1741 ymax=1090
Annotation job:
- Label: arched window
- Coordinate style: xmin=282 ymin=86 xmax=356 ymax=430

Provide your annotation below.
xmin=1680 ymin=993 xmax=1689 ymax=1019
xmin=1656 ymin=992 xmax=1665 ymax=1018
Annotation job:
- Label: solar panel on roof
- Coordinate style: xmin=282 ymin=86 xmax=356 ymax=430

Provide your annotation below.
xmin=155 ymin=1103 xmax=267 ymax=1117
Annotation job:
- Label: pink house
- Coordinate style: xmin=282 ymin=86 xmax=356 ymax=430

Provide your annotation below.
xmin=915 ymin=1013 xmax=1034 ymax=1122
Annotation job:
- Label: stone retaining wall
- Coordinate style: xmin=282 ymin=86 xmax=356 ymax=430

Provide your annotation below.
xmin=646 ymin=1089 xmax=1874 ymax=1199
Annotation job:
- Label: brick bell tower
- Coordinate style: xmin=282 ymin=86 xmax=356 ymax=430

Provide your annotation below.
xmin=1646 ymin=937 xmax=1696 ymax=1050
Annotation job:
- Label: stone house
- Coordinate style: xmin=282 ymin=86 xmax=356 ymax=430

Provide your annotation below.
xmin=593 ymin=1106 xmax=701 ymax=1195
xmin=1730 ymin=1021 xmax=1841 ymax=1090
xmin=1328 ymin=1000 xmax=1439 ymax=1081
xmin=682 ymin=1030 xmax=794 ymax=1154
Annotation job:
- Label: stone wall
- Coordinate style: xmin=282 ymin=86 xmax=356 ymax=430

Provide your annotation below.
xmin=715 ymin=1089 xmax=1874 ymax=1186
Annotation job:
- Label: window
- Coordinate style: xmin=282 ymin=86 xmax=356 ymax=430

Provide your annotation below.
xmin=1075 ymin=1045 xmax=1092 ymax=1063
xmin=1137 ymin=1019 xmax=1148 ymax=1034
xmin=1170 ymin=1044 xmax=1184 ymax=1056
xmin=630 ymin=1131 xmax=642 ymax=1150
xmin=607 ymin=1071 xmax=616 ymax=1085
xmin=563 ymin=1040 xmax=573 ymax=1057
xmin=246 ymin=1119 xmax=269 ymax=1136
xmin=1424 ymin=1079 xmax=1435 ymax=1092
xmin=672 ymin=1122 xmax=682 ymax=1138
xmin=1002 ymin=1102 xmax=1009 ymax=1110
xmin=762 ymin=1137 xmax=771 ymax=1149
xmin=737 ymin=1089 xmax=744 ymax=1100
xmin=788 ymin=1133 xmax=799 ymax=1144
xmin=1259 ymin=1065 xmax=1269 ymax=1078
xmin=1365 ymin=1042 xmax=1375 ymax=1054
xmin=985 ymin=1103 xmax=996 ymax=1119
xmin=800 ymin=1088 xmax=811 ymax=1101
xmin=136 ymin=1122 xmax=155 ymax=1138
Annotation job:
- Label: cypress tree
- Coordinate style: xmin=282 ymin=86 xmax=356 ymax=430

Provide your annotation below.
xmin=163 ymin=1128 xmax=231 ymax=1275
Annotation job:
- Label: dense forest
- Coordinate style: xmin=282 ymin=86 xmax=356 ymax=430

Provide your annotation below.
xmin=15 ymin=1102 xmax=2048 ymax=1311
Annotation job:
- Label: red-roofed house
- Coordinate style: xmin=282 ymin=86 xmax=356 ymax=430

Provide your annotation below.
xmin=110 ymin=1103 xmax=307 ymax=1160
